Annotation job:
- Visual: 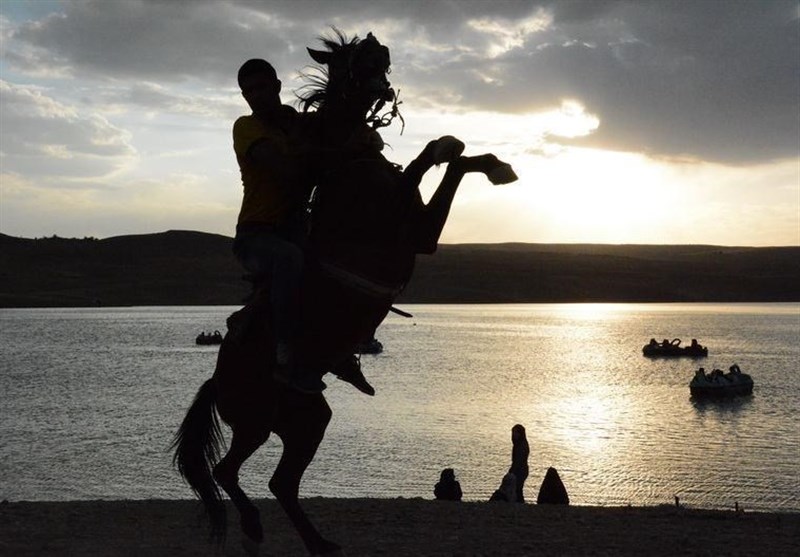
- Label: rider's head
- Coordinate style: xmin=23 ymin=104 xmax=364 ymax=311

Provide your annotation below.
xmin=238 ymin=59 xmax=281 ymax=114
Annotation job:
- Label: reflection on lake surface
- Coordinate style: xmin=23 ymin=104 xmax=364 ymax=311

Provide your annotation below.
xmin=0 ymin=303 xmax=798 ymax=511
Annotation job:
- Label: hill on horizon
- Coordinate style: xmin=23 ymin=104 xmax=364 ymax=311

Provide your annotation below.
xmin=1 ymin=230 xmax=798 ymax=307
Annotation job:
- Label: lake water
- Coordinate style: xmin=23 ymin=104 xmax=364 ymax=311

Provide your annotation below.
xmin=1 ymin=304 xmax=798 ymax=512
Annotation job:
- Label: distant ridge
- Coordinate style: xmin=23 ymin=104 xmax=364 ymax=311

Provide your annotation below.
xmin=1 ymin=231 xmax=798 ymax=307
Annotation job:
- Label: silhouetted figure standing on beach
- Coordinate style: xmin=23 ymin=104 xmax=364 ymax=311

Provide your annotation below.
xmin=434 ymin=468 xmax=463 ymax=501
xmin=508 ymin=424 xmax=529 ymax=503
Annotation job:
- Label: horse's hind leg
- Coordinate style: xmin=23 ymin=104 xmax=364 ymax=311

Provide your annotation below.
xmin=213 ymin=426 xmax=270 ymax=544
xmin=270 ymin=397 xmax=340 ymax=555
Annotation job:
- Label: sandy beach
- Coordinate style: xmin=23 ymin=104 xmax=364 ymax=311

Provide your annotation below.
xmin=1 ymin=498 xmax=798 ymax=556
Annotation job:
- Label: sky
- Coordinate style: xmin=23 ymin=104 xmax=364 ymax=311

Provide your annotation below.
xmin=0 ymin=0 xmax=798 ymax=246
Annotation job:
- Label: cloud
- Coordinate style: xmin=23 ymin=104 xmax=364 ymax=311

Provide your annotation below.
xmin=4 ymin=0 xmax=299 ymax=84
xmin=393 ymin=0 xmax=800 ymax=164
xmin=0 ymin=80 xmax=137 ymax=180
xmin=2 ymin=0 xmax=798 ymax=166
xmin=82 ymin=82 xmax=244 ymax=121
xmin=555 ymin=0 xmax=800 ymax=164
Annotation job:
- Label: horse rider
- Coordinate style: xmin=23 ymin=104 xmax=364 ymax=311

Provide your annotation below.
xmin=228 ymin=58 xmax=323 ymax=393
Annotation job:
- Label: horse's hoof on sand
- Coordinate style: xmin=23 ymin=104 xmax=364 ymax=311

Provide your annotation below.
xmin=488 ymin=163 xmax=518 ymax=185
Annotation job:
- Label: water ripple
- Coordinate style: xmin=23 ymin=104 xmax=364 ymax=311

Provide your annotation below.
xmin=0 ymin=304 xmax=798 ymax=511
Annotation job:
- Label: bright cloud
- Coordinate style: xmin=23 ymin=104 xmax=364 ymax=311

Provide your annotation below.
xmin=467 ymin=9 xmax=552 ymax=57
xmin=0 ymin=80 xmax=136 ymax=180
xmin=0 ymin=0 xmax=797 ymax=245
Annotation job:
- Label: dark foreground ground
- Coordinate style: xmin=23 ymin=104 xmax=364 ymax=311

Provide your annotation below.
xmin=1 ymin=498 xmax=798 ymax=556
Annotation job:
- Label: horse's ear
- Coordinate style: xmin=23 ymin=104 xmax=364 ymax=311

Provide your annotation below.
xmin=307 ymin=48 xmax=331 ymax=65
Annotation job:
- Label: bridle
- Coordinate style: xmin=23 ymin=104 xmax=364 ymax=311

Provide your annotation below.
xmin=304 ymin=31 xmax=404 ymax=132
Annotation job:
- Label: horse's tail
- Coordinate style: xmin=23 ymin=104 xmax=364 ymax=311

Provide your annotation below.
xmin=170 ymin=378 xmax=227 ymax=541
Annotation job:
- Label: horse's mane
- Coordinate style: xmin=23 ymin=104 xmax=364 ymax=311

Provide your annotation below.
xmin=296 ymin=28 xmax=360 ymax=113
xmin=297 ymin=28 xmax=404 ymax=133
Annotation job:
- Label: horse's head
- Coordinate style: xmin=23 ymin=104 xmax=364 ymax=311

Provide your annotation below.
xmin=302 ymin=30 xmax=396 ymax=127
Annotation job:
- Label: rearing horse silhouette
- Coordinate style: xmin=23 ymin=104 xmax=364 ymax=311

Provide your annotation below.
xmin=172 ymin=30 xmax=516 ymax=556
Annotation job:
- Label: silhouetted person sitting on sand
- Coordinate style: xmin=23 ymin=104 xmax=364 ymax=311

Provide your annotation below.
xmin=536 ymin=467 xmax=569 ymax=505
xmin=508 ymin=424 xmax=529 ymax=503
xmin=489 ymin=472 xmax=517 ymax=502
xmin=434 ymin=468 xmax=462 ymax=501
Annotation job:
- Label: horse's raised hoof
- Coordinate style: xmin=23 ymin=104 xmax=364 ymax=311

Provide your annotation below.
xmin=432 ymin=135 xmax=465 ymax=164
xmin=488 ymin=162 xmax=518 ymax=185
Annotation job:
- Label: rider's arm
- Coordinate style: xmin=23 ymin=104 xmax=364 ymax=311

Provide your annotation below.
xmin=234 ymin=116 xmax=296 ymax=184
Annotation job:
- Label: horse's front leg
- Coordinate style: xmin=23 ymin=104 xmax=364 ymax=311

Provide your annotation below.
xmin=402 ymin=135 xmax=465 ymax=188
xmin=413 ymin=153 xmax=517 ymax=253
xmin=270 ymin=394 xmax=339 ymax=555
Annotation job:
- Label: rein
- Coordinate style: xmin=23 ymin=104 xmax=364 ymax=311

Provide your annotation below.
xmin=367 ymin=88 xmax=404 ymax=132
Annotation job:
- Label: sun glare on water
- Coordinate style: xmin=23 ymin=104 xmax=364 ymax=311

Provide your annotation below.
xmin=556 ymin=394 xmax=617 ymax=453
xmin=553 ymin=303 xmax=627 ymax=321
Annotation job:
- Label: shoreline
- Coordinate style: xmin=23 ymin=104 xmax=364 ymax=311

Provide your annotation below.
xmin=3 ymin=232 xmax=798 ymax=307
xmin=2 ymin=498 xmax=799 ymax=556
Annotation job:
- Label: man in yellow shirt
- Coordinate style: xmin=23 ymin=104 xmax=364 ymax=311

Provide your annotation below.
xmin=230 ymin=59 xmax=322 ymax=393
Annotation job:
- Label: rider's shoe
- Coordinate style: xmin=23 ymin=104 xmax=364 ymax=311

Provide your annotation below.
xmin=333 ymin=354 xmax=375 ymax=396
xmin=432 ymin=135 xmax=465 ymax=164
